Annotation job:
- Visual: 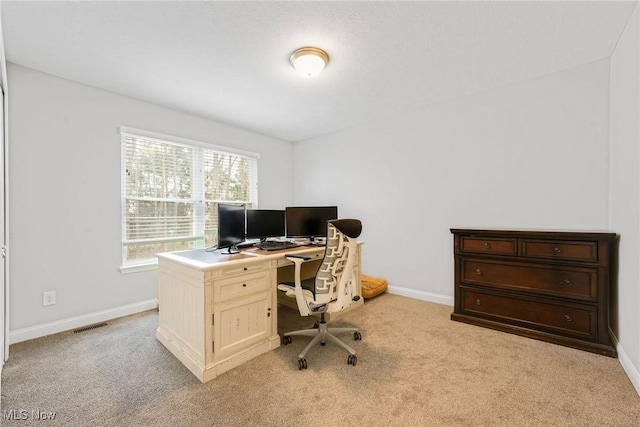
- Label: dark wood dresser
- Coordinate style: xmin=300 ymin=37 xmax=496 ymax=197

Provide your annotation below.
xmin=450 ymin=229 xmax=618 ymax=357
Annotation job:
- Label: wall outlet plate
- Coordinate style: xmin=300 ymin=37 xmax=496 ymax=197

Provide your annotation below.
xmin=43 ymin=291 xmax=56 ymax=306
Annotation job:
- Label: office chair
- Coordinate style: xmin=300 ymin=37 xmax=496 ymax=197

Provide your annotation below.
xmin=278 ymin=218 xmax=363 ymax=370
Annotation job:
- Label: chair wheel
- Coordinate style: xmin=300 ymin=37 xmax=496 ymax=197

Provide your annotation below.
xmin=353 ymin=331 xmax=362 ymax=341
xmin=347 ymin=354 xmax=357 ymax=366
xmin=313 ymin=322 xmax=319 ymax=329
xmin=282 ymin=335 xmax=292 ymax=345
xmin=298 ymin=358 xmax=307 ymax=370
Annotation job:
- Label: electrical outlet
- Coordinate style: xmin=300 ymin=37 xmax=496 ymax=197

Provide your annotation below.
xmin=43 ymin=291 xmax=56 ymax=306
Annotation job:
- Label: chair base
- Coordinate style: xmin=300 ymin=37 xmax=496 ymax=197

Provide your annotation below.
xmin=284 ymin=322 xmax=359 ymax=360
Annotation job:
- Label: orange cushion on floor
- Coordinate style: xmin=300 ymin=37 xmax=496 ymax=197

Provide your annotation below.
xmin=361 ymin=275 xmax=388 ymax=299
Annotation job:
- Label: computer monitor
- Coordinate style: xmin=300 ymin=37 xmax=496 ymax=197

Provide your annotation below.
xmin=285 ymin=206 xmax=338 ymax=240
xmin=217 ymin=203 xmax=245 ymax=254
xmin=246 ymin=210 xmax=285 ymax=241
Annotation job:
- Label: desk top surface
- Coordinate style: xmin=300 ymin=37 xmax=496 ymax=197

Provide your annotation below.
xmin=157 ymin=245 xmax=325 ymax=270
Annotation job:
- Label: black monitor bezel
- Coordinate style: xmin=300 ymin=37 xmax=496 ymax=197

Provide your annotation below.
xmin=217 ymin=203 xmax=245 ymax=252
xmin=285 ymin=206 xmax=338 ymax=239
xmin=246 ymin=209 xmax=285 ymax=241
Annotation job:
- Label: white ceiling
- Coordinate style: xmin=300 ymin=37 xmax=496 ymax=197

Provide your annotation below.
xmin=1 ymin=1 xmax=637 ymax=142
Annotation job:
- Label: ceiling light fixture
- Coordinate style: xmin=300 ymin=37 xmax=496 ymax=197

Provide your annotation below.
xmin=290 ymin=47 xmax=329 ymax=78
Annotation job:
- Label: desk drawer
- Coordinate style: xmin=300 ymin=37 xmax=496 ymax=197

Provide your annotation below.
xmin=461 ymin=287 xmax=596 ymax=340
xmin=215 ymin=272 xmax=270 ymax=302
xmin=521 ymin=240 xmax=597 ymax=262
xmin=220 ymin=261 xmax=268 ymax=278
xmin=461 ymin=259 xmax=596 ymax=300
xmin=460 ymin=237 xmax=517 ymax=256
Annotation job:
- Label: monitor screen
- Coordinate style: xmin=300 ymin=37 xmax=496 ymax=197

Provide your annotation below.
xmin=217 ymin=203 xmax=245 ymax=252
xmin=285 ymin=206 xmax=338 ymax=238
xmin=246 ymin=210 xmax=285 ymax=240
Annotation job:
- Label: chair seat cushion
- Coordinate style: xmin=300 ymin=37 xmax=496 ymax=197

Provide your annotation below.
xmin=279 ymin=277 xmax=315 ymax=294
xmin=277 ymin=284 xmax=315 ymax=301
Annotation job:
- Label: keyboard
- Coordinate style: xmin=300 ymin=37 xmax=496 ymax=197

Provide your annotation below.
xmin=257 ymin=241 xmax=299 ymax=251
xmin=236 ymin=241 xmax=257 ymax=248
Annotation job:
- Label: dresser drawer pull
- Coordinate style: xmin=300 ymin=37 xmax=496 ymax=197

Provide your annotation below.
xmin=560 ymin=279 xmax=572 ymax=286
xmin=476 ymin=298 xmax=482 ymax=306
xmin=483 ymin=242 xmax=491 ymax=249
xmin=553 ymin=247 xmax=562 ymax=253
xmin=475 ymin=268 xmax=482 ymax=275
xmin=564 ymin=314 xmax=573 ymax=322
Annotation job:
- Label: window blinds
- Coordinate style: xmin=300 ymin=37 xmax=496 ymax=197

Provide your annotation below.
xmin=121 ymin=129 xmax=258 ymax=264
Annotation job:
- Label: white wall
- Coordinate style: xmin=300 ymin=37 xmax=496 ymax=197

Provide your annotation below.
xmin=609 ymin=3 xmax=640 ymax=393
xmin=294 ymin=60 xmax=611 ymax=304
xmin=7 ymin=63 xmax=293 ymax=340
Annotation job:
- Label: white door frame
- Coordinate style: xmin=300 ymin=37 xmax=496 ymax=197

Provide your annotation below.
xmin=0 ymin=3 xmax=8 ymax=366
xmin=1 ymin=82 xmax=6 ymax=365
xmin=0 ymin=84 xmax=6 ymax=364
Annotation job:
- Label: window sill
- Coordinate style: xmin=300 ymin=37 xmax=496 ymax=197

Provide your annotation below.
xmin=120 ymin=261 xmax=158 ymax=274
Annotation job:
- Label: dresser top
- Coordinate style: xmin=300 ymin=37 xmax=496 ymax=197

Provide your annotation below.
xmin=450 ymin=228 xmax=617 ymax=240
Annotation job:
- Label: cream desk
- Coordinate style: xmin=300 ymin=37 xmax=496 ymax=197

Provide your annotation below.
xmin=156 ymin=243 xmax=363 ymax=382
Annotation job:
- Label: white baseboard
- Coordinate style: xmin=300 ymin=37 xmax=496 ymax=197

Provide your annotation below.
xmin=9 ymin=299 xmax=158 ymax=344
xmin=387 ymin=285 xmax=453 ymax=306
xmin=613 ymin=335 xmax=640 ymax=397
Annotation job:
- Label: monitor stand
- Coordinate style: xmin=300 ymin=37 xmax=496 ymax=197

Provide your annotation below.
xmin=224 ymin=245 xmax=240 ymax=254
xmin=310 ymin=237 xmax=326 ymax=246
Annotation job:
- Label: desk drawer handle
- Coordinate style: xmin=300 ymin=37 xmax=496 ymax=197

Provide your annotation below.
xmin=483 ymin=242 xmax=491 ymax=249
xmin=564 ymin=314 xmax=573 ymax=322
xmin=476 ymin=298 xmax=482 ymax=306
xmin=560 ymin=279 xmax=572 ymax=286
xmin=243 ymin=267 xmax=248 ymax=271
xmin=475 ymin=268 xmax=482 ymax=275
xmin=242 ymin=283 xmax=247 ymax=287
xmin=553 ymin=247 xmax=562 ymax=253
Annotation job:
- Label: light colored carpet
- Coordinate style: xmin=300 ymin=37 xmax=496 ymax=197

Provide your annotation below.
xmin=1 ymin=293 xmax=639 ymax=426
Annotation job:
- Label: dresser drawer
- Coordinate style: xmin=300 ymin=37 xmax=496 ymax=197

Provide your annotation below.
xmin=461 ymin=259 xmax=597 ymax=300
xmin=214 ymin=271 xmax=271 ymax=302
xmin=461 ymin=287 xmax=596 ymax=340
xmin=521 ymin=239 xmax=597 ymax=262
xmin=460 ymin=237 xmax=517 ymax=256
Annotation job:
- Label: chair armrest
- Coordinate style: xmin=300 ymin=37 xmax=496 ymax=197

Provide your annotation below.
xmin=282 ymin=254 xmax=313 ymax=317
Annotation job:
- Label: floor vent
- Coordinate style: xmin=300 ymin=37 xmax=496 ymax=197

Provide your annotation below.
xmin=73 ymin=322 xmax=108 ymax=333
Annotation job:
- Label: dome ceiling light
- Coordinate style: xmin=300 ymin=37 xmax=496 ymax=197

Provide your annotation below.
xmin=289 ymin=47 xmax=329 ymax=78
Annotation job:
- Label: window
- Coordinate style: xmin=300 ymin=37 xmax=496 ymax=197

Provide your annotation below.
xmin=121 ymin=128 xmax=258 ymax=267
